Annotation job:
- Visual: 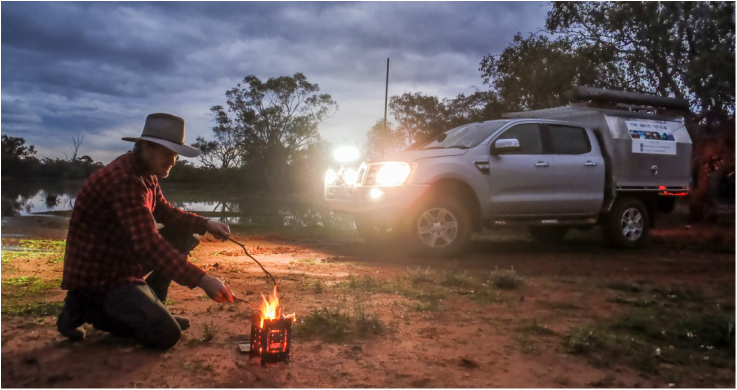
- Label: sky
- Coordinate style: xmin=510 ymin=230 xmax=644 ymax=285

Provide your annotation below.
xmin=2 ymin=1 xmax=551 ymax=164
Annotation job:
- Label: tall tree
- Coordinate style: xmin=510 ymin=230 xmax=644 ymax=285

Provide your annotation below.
xmin=193 ymin=108 xmax=243 ymax=170
xmin=545 ymin=1 xmax=735 ymax=131
xmin=364 ymin=119 xmax=404 ymax=157
xmin=1 ymin=135 xmax=39 ymax=177
xmin=389 ymin=92 xmax=450 ymax=146
xmin=444 ymin=91 xmax=506 ymax=127
xmin=1 ymin=135 xmax=37 ymax=160
xmin=366 ymin=91 xmax=506 ymax=154
xmin=70 ymin=132 xmax=84 ymax=162
xmin=204 ymin=73 xmax=337 ymax=189
xmin=479 ymin=33 xmax=623 ymax=112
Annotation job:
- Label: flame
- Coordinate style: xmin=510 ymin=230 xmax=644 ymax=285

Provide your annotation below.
xmin=259 ymin=286 xmax=296 ymax=327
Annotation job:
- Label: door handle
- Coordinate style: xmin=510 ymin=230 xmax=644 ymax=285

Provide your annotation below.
xmin=584 ymin=161 xmax=597 ymax=167
xmin=535 ymin=161 xmax=549 ymax=168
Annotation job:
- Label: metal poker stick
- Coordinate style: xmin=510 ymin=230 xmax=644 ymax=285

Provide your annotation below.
xmin=227 ymin=237 xmax=278 ymax=287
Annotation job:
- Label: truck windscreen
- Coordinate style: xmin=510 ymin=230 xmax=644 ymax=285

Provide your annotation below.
xmin=419 ymin=120 xmax=509 ymax=150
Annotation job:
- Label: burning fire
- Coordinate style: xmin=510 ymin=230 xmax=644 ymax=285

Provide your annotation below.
xmin=259 ymin=286 xmax=296 ymax=327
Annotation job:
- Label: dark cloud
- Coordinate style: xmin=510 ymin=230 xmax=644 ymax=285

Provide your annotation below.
xmin=2 ymin=1 xmax=550 ymax=163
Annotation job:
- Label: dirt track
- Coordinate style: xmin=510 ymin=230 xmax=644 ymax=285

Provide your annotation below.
xmin=1 ymin=212 xmax=734 ymax=388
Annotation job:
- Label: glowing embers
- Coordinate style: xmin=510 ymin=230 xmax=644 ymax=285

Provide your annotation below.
xmin=250 ymin=286 xmax=296 ymax=365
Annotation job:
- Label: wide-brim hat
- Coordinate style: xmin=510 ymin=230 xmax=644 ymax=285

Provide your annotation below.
xmin=122 ymin=113 xmax=201 ymax=158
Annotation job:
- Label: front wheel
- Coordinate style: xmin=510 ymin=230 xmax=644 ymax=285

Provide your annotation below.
xmin=403 ymin=195 xmax=473 ymax=257
xmin=602 ymin=197 xmax=650 ymax=248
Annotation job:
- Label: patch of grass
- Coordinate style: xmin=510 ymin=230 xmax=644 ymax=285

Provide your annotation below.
xmin=515 ymin=333 xmax=539 ymax=354
xmin=651 ymin=285 xmax=706 ymax=303
xmin=399 ymin=284 xmax=446 ymax=302
xmin=2 ymin=240 xmax=66 ymax=264
xmin=2 ymin=301 xmax=64 ymax=317
xmin=338 ymin=274 xmax=395 ymax=293
xmin=224 ymin=259 xmax=240 ymax=273
xmin=489 ymin=266 xmax=523 ymax=290
xmin=295 ymin=307 xmax=351 ymax=343
xmin=566 ymin=306 xmax=735 ymax=374
xmin=536 ymin=300 xmax=584 ymax=312
xmin=406 ymin=266 xmax=437 ymax=285
xmin=312 ymin=280 xmax=325 ymax=294
xmin=352 ymin=304 xmax=388 ymax=338
xmin=2 ymin=276 xmax=42 ymax=286
xmin=183 ymin=360 xmax=214 ymax=372
xmin=233 ymin=309 xmax=252 ymax=319
xmin=164 ymin=299 xmax=178 ymax=306
xmin=295 ymin=258 xmax=317 ymax=265
xmin=196 ymin=294 xmax=210 ymax=301
xmin=295 ymin=305 xmax=389 ymax=343
xmin=299 ymin=279 xmax=326 ymax=294
xmin=200 ymin=321 xmax=218 ymax=343
xmin=518 ymin=318 xmax=557 ymax=336
xmin=441 ymin=270 xmax=478 ymax=288
xmin=514 ymin=318 xmax=556 ymax=354
xmin=467 ymin=289 xmax=505 ymax=305
xmin=1 ymin=277 xmax=61 ymax=299
xmin=1 ymin=251 xmax=36 ymax=262
xmin=334 ymin=274 xmax=448 ymax=314
xmin=47 ymin=256 xmax=64 ymax=264
xmin=18 ymin=239 xmax=66 ymax=251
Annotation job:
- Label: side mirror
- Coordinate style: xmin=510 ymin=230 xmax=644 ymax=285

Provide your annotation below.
xmin=491 ymin=138 xmax=520 ymax=155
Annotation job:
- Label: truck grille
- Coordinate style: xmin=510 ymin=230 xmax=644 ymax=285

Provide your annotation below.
xmin=326 ymin=186 xmax=353 ymax=200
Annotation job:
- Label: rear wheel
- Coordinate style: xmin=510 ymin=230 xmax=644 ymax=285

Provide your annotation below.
xmin=602 ymin=197 xmax=650 ymax=248
xmin=528 ymin=226 xmax=569 ymax=243
xmin=404 ymin=195 xmax=473 ymax=257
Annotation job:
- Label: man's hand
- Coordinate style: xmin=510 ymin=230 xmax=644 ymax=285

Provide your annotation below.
xmin=198 ymin=274 xmax=234 ymax=303
xmin=206 ymin=220 xmax=230 ymax=241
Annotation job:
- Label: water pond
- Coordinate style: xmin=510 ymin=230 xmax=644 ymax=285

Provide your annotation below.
xmin=1 ymin=180 xmax=355 ymax=230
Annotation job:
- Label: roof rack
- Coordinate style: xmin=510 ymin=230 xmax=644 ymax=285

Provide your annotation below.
xmin=571 ymin=86 xmax=690 ymax=111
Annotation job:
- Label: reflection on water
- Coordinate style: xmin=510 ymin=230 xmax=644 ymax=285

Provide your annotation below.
xmin=2 ymin=180 xmax=82 ymax=217
xmin=1 ymin=180 xmax=355 ymax=230
xmin=12 ymin=190 xmax=75 ymax=216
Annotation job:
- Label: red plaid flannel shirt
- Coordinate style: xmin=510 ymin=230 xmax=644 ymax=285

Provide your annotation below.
xmin=61 ymin=151 xmax=207 ymax=291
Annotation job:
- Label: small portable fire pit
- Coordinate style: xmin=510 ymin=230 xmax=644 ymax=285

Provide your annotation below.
xmin=249 ymin=286 xmax=296 ymax=365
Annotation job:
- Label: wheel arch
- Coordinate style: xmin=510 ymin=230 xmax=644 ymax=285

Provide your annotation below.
xmin=424 ymin=178 xmax=482 ymax=232
xmin=612 ymin=192 xmax=658 ymax=227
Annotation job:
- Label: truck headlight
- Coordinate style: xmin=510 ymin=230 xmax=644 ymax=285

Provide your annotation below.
xmin=325 ymin=169 xmax=337 ymax=185
xmin=344 ymin=168 xmax=358 ymax=185
xmin=375 ymin=162 xmax=411 ymax=186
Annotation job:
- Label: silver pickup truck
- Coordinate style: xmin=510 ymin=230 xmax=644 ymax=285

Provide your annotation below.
xmin=325 ymin=89 xmax=692 ymax=257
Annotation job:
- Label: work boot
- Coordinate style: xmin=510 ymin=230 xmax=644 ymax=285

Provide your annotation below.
xmin=57 ymin=293 xmax=86 ymax=341
xmin=173 ymin=316 xmax=190 ymax=331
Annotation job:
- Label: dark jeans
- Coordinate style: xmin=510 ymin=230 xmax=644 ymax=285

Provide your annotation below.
xmin=58 ymin=226 xmax=199 ymax=349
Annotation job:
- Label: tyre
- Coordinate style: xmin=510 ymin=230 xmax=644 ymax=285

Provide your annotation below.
xmin=528 ymin=226 xmax=569 ymax=243
xmin=354 ymin=213 xmax=399 ymax=244
xmin=602 ymin=197 xmax=650 ymax=248
xmin=403 ymin=195 xmax=473 ymax=257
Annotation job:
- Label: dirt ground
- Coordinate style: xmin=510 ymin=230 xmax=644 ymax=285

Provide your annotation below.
xmin=1 ymin=207 xmax=734 ymax=388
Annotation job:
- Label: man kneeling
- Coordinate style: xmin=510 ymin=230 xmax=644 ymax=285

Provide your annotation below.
xmin=57 ymin=113 xmax=234 ymax=349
